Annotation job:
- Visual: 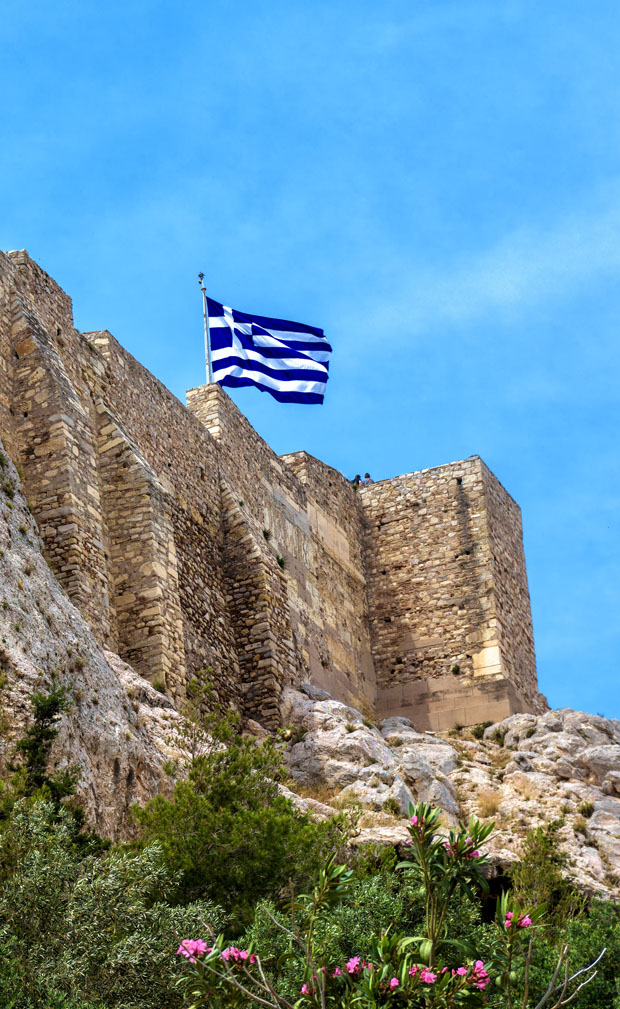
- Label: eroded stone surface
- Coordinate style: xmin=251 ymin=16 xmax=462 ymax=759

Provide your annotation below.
xmin=282 ymin=688 xmax=620 ymax=897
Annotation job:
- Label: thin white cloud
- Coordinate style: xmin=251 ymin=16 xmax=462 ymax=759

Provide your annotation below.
xmin=356 ymin=184 xmax=620 ymax=337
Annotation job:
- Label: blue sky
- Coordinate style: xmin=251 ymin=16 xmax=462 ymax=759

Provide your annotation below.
xmin=2 ymin=1 xmax=619 ymax=716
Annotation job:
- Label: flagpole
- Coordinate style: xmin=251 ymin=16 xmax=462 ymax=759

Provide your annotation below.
xmin=198 ymin=272 xmax=213 ymax=384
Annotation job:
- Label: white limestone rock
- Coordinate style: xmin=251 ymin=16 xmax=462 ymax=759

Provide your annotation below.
xmin=281 ymin=688 xmax=459 ymax=818
xmin=579 ymin=745 xmax=620 ymax=783
xmin=0 ymin=450 xmax=179 ymax=839
xmin=281 ymin=692 xmax=620 ymax=899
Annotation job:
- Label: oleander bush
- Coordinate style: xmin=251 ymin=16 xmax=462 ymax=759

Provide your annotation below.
xmin=175 ymin=802 xmax=617 ymax=1009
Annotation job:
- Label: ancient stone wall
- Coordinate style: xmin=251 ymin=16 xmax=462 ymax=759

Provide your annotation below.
xmin=480 ymin=461 xmax=542 ymax=709
xmin=82 ymin=331 xmax=241 ymax=705
xmin=187 ymin=385 xmax=375 ymax=716
xmin=359 ymin=459 xmax=545 ymax=730
xmin=2 ymin=253 xmax=111 ymax=637
xmin=0 ymin=249 xmax=545 ymax=731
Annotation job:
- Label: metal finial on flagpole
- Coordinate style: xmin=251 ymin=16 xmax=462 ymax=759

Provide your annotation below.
xmin=198 ymin=272 xmax=213 ymax=384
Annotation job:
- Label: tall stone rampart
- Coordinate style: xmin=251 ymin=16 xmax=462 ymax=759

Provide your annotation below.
xmin=187 ymin=385 xmax=376 ymax=716
xmin=359 ymin=459 xmax=545 ymax=729
xmin=0 ymin=249 xmax=546 ymax=731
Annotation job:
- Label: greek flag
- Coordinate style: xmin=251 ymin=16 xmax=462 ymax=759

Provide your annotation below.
xmin=206 ymin=298 xmax=331 ymax=404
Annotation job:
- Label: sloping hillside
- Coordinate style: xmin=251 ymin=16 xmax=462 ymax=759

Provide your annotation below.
xmin=280 ymin=684 xmax=620 ymax=897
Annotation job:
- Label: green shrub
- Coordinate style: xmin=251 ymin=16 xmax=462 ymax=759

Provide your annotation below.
xmin=510 ymin=900 xmax=620 ymax=1009
xmin=0 ymin=800 xmax=226 ymax=1009
xmin=508 ymin=819 xmax=584 ymax=925
xmin=179 ymin=804 xmax=599 ymax=1009
xmin=132 ymin=682 xmax=351 ymax=925
xmin=471 ymin=720 xmax=493 ymax=739
xmin=12 ymin=679 xmax=76 ymax=801
xmin=381 ymin=796 xmax=401 ymax=815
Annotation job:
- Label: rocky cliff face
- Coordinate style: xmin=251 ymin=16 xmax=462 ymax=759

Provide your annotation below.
xmin=0 ymin=443 xmax=177 ymax=837
xmin=0 ymin=437 xmax=618 ymax=896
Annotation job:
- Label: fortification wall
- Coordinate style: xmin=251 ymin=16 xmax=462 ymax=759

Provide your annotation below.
xmin=187 ymin=385 xmax=375 ymax=715
xmin=0 ymin=249 xmax=544 ymax=732
xmin=0 ymin=252 xmax=242 ymax=708
xmin=81 ymin=331 xmax=241 ymax=705
xmin=1 ymin=252 xmax=112 ymax=639
xmin=480 ymin=461 xmax=541 ymax=708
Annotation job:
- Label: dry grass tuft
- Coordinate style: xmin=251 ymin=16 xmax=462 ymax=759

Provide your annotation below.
xmin=488 ymin=749 xmax=513 ymax=770
xmin=292 ymin=782 xmax=339 ymax=805
xmin=512 ymin=777 xmax=541 ymax=801
xmin=477 ymin=787 xmax=501 ymax=818
xmin=330 ymin=790 xmax=361 ymax=811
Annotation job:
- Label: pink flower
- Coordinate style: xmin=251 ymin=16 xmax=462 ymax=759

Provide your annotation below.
xmin=411 ymin=815 xmax=419 ymax=825
xmin=408 ymin=965 xmax=419 ymax=977
xmin=420 ymin=969 xmax=437 ymax=984
xmin=506 ymin=910 xmax=531 ymax=928
xmin=470 ymin=960 xmax=490 ymax=991
xmin=389 ymin=978 xmax=400 ymax=989
xmin=456 ymin=967 xmax=468 ymax=976
xmin=177 ymin=939 xmax=210 ymax=961
xmin=467 ymin=850 xmax=480 ymax=860
xmin=332 ymin=968 xmax=343 ymax=977
xmin=300 ymin=983 xmax=311 ymax=995
xmin=346 ymin=956 xmax=362 ymax=974
xmin=220 ymin=946 xmax=255 ymax=965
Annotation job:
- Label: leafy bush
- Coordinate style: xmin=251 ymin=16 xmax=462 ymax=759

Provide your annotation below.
xmin=508 ymin=820 xmax=584 ymax=925
xmin=132 ymin=679 xmax=352 ymax=924
xmin=0 ymin=800 xmax=226 ymax=1009
xmin=176 ymin=802 xmax=607 ymax=1009
xmin=515 ymin=900 xmax=620 ymax=1009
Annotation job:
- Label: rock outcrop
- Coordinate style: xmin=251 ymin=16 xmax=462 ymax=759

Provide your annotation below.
xmin=281 ymin=685 xmax=620 ymax=897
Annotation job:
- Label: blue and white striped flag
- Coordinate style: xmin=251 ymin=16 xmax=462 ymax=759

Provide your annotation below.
xmin=206 ymin=298 xmax=331 ymax=404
